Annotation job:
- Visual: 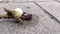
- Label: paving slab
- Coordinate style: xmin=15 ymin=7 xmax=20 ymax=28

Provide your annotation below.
xmin=2 ymin=0 xmax=54 ymax=3
xmin=55 ymin=0 xmax=60 ymax=1
xmin=0 ymin=2 xmax=60 ymax=34
xmin=36 ymin=1 xmax=60 ymax=22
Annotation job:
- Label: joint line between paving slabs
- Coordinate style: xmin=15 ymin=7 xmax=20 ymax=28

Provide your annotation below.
xmin=0 ymin=1 xmax=35 ymax=3
xmin=54 ymin=0 xmax=60 ymax=3
xmin=34 ymin=1 xmax=60 ymax=23
xmin=7 ymin=1 xmax=34 ymax=3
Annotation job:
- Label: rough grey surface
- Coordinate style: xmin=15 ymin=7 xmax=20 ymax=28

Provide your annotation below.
xmin=0 ymin=0 xmax=60 ymax=34
xmin=2 ymin=0 xmax=54 ymax=3
xmin=36 ymin=1 xmax=60 ymax=22
xmin=0 ymin=12 xmax=60 ymax=34
xmin=55 ymin=0 xmax=60 ymax=1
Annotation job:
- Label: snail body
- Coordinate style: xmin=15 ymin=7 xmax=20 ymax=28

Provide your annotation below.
xmin=4 ymin=8 xmax=32 ymax=23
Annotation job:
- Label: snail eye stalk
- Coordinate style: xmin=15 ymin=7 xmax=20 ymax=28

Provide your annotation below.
xmin=4 ymin=8 xmax=14 ymax=18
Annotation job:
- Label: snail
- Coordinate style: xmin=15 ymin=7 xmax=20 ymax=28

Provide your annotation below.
xmin=4 ymin=8 xmax=32 ymax=24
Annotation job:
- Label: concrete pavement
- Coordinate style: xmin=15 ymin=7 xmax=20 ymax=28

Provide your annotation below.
xmin=0 ymin=0 xmax=60 ymax=34
xmin=2 ymin=0 xmax=54 ymax=3
xmin=36 ymin=1 xmax=60 ymax=23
